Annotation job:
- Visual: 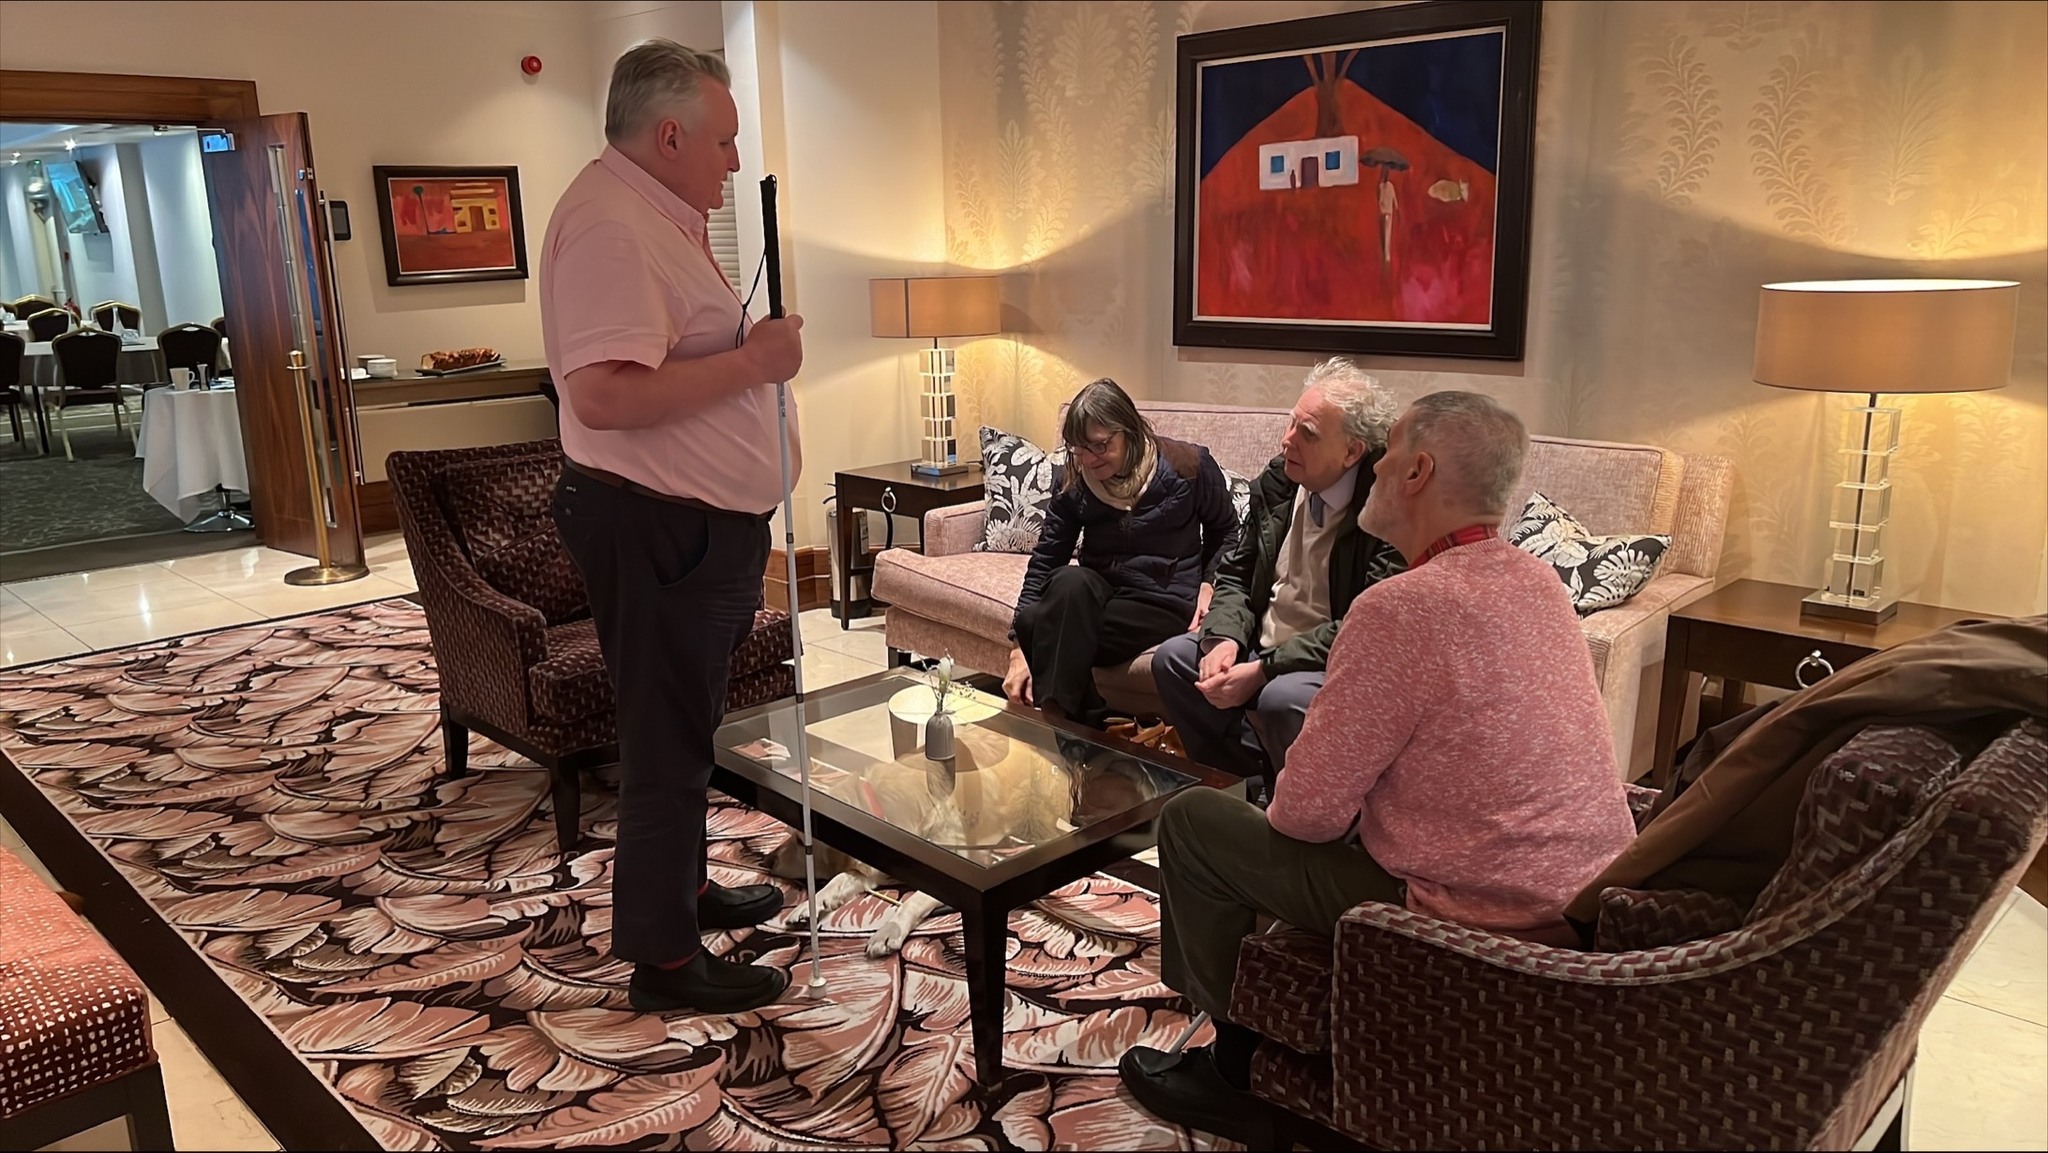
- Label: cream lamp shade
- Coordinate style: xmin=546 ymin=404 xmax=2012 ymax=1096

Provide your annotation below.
xmin=1753 ymin=278 xmax=2019 ymax=394
xmin=870 ymin=276 xmax=1002 ymax=340
xmin=1750 ymin=277 xmax=2020 ymax=626
xmin=870 ymin=275 xmax=1001 ymax=477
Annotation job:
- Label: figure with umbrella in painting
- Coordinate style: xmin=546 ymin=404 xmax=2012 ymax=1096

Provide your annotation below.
xmin=1363 ymin=146 xmax=1407 ymax=271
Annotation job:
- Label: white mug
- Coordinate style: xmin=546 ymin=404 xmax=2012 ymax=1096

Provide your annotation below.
xmin=170 ymin=367 xmax=192 ymax=390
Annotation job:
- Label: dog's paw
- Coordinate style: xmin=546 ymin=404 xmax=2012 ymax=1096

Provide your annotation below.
xmin=789 ymin=872 xmax=865 ymax=929
xmin=865 ymin=917 xmax=911 ymax=957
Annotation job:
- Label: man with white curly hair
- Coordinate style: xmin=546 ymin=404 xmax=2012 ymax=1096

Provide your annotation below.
xmin=1152 ymin=357 xmax=1404 ymax=796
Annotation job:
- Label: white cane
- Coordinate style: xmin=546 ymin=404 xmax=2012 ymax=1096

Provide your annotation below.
xmin=762 ymin=175 xmax=827 ymax=996
xmin=1164 ymin=921 xmax=1287 ymax=1055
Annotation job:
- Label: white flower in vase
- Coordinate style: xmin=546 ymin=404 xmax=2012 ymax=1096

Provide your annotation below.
xmin=932 ymin=655 xmax=955 ymax=713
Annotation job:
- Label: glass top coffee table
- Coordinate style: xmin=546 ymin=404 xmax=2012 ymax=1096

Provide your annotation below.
xmin=712 ymin=669 xmax=1234 ymax=1084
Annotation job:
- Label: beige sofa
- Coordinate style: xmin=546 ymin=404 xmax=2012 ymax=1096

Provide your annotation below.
xmin=873 ymin=401 xmax=1734 ymax=780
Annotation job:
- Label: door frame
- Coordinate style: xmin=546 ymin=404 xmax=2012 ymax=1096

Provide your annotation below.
xmin=0 ymin=70 xmax=257 ymax=122
xmin=0 ymin=69 xmax=352 ymax=561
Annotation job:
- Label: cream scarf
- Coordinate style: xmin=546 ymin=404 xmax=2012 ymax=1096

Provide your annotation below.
xmin=1081 ymin=435 xmax=1157 ymax=511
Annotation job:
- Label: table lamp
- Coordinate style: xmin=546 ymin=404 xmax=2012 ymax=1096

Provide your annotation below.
xmin=870 ymin=275 xmax=1002 ymax=476
xmin=1753 ymin=278 xmax=2019 ymax=624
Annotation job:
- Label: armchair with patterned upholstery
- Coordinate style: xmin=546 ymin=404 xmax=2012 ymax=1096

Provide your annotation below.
xmin=1228 ymin=719 xmax=2048 ymax=1150
xmin=388 ymin=438 xmax=795 ymax=853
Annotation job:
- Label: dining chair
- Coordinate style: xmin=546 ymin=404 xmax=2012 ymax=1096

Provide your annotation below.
xmin=157 ymin=323 xmax=223 ymax=383
xmin=90 ymin=302 xmax=142 ymax=333
xmin=210 ymin=315 xmax=228 ymax=343
xmin=47 ymin=328 xmax=134 ymax=461
xmin=9 ymin=296 xmax=57 ymax=321
xmin=25 ymin=309 xmax=72 ymax=342
xmin=0 ymin=331 xmax=28 ymax=450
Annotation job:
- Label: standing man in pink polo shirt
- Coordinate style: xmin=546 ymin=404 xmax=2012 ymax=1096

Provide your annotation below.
xmin=543 ymin=39 xmax=804 ymax=1014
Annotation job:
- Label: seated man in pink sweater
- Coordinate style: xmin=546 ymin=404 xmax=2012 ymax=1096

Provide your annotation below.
xmin=1119 ymin=391 xmax=1639 ymax=1143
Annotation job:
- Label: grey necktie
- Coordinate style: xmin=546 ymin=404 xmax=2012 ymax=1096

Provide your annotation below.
xmin=1308 ymin=492 xmax=1327 ymax=528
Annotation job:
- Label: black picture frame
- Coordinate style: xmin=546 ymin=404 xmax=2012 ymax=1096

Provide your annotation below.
xmin=371 ymin=165 xmax=528 ymax=286
xmin=1173 ymin=0 xmax=1541 ymax=360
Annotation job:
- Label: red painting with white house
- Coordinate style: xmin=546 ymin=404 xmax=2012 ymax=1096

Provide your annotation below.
xmin=1193 ymin=28 xmax=1505 ymax=329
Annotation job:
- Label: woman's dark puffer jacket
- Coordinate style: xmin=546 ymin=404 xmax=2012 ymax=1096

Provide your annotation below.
xmin=1012 ymin=435 xmax=1241 ymax=628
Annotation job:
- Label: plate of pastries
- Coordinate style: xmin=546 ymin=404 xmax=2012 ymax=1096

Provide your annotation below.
xmin=417 ymin=347 xmax=504 ymax=375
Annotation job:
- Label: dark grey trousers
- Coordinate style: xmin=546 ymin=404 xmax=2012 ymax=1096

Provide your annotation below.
xmin=1158 ymin=787 xmax=1405 ymax=1021
xmin=1013 ymin=565 xmax=1187 ymax=724
xmin=553 ymin=471 xmax=770 ymax=965
xmin=1151 ymin=631 xmax=1324 ymax=780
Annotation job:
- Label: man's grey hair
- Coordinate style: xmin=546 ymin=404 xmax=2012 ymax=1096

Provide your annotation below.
xmin=605 ymin=39 xmax=730 ymax=144
xmin=1404 ymin=391 xmax=1528 ymax=516
xmin=1301 ymin=357 xmax=1397 ymax=450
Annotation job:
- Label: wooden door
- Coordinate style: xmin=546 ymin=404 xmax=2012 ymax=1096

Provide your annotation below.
xmin=200 ymin=113 xmax=366 ymax=565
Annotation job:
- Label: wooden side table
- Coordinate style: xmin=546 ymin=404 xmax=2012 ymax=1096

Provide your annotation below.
xmin=1652 ymin=579 xmax=1985 ymax=788
xmin=831 ymin=461 xmax=984 ymax=629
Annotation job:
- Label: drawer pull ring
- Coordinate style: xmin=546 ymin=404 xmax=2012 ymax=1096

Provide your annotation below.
xmin=880 ymin=487 xmax=898 ymax=515
xmin=1794 ymin=650 xmax=1835 ymax=689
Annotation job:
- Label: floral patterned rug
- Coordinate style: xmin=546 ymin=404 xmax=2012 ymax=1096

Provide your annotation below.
xmin=0 ymin=600 xmax=1224 ymax=1151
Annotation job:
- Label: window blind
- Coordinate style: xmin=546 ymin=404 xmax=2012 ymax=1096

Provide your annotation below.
xmin=709 ymin=173 xmax=742 ymax=293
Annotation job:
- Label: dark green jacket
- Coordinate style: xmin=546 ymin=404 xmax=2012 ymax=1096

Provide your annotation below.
xmin=1200 ymin=454 xmax=1406 ymax=678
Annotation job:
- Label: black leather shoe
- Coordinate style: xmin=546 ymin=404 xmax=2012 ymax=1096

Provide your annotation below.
xmin=629 ymin=950 xmax=789 ymax=1014
xmin=699 ymin=880 xmax=782 ymax=930
xmin=1118 ymin=1045 xmax=1266 ymax=1144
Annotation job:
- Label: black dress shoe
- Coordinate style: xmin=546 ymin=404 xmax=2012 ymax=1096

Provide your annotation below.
xmin=699 ymin=880 xmax=782 ymax=930
xmin=1118 ymin=1045 xmax=1267 ymax=1144
xmin=629 ymin=950 xmax=789 ymax=1014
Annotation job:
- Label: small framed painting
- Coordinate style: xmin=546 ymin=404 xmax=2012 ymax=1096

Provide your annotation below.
xmin=372 ymin=165 xmax=528 ymax=286
xmin=1174 ymin=0 xmax=1541 ymax=360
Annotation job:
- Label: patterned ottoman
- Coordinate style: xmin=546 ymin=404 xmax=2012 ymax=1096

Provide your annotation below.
xmin=0 ymin=847 xmax=173 ymax=1150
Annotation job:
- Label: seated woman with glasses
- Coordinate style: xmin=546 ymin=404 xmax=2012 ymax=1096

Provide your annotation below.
xmin=1003 ymin=378 xmax=1240 ymax=727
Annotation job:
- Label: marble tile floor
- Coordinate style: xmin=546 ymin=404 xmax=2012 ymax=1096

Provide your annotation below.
xmin=3 ymin=545 xmax=2043 ymax=1150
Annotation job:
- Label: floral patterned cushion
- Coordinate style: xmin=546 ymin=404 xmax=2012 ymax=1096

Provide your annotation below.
xmin=1223 ymin=468 xmax=1254 ymax=537
xmin=1508 ymin=491 xmax=1670 ymax=615
xmin=974 ymin=426 xmax=1066 ymax=554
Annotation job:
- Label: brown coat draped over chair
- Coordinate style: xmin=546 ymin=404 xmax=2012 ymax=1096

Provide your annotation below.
xmin=1569 ymin=613 xmax=2048 ymax=920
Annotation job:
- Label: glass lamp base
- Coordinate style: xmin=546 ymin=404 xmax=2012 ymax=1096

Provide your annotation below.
xmin=1800 ymin=586 xmax=1899 ymax=626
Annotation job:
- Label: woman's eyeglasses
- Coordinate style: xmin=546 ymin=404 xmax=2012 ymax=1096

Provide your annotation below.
xmin=1068 ymin=432 xmax=1120 ymax=458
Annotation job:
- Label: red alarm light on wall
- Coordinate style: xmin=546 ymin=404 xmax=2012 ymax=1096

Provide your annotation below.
xmin=521 ymin=55 xmax=543 ymax=76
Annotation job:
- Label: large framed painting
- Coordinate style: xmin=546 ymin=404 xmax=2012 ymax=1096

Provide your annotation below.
xmin=1174 ymin=0 xmax=1541 ymax=360
xmin=371 ymin=165 xmax=528 ymax=286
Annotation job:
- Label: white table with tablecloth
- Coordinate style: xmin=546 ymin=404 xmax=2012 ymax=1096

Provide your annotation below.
xmin=135 ymin=386 xmax=248 ymax=523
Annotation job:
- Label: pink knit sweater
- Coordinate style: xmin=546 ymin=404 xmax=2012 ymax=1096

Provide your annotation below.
xmin=1268 ymin=537 xmax=1637 ymax=942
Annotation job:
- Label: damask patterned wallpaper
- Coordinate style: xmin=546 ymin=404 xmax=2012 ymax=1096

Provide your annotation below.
xmin=937 ymin=0 xmax=2047 ymax=614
